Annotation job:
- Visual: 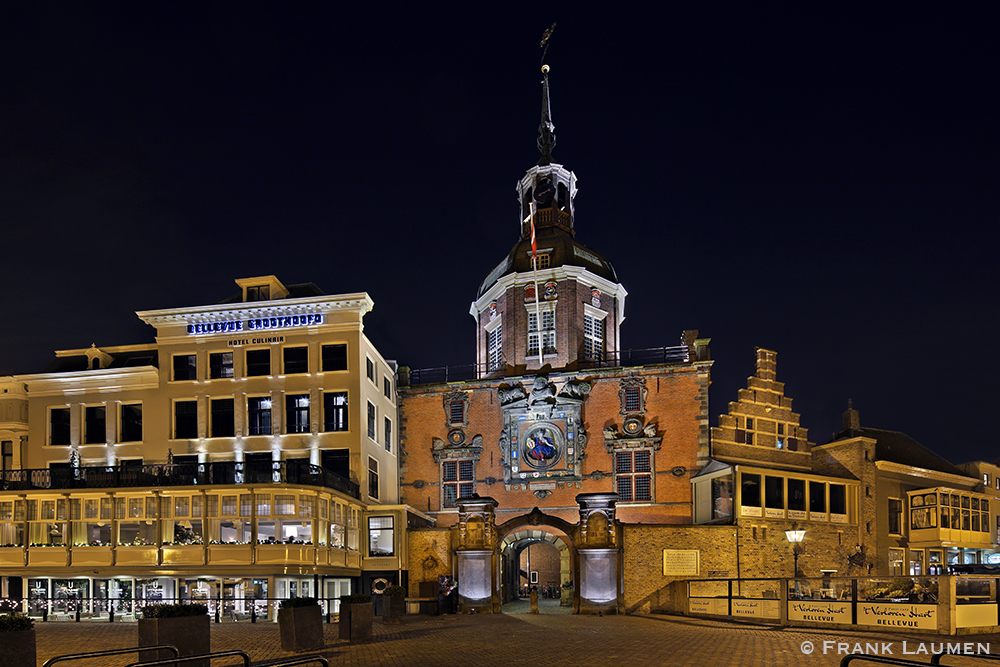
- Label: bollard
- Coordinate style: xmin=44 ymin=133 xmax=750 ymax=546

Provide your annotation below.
xmin=76 ymin=606 xmax=81 ymax=622
xmin=215 ymin=607 xmax=220 ymax=623
xmin=251 ymin=606 xmax=257 ymax=623
xmin=109 ymin=608 xmax=115 ymax=623
xmin=42 ymin=608 xmax=48 ymax=622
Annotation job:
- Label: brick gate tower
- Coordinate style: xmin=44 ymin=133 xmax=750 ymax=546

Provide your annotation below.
xmin=399 ymin=61 xmax=712 ymax=614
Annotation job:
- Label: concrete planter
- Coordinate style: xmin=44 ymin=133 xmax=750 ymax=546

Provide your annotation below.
xmin=383 ymin=595 xmax=406 ymax=623
xmin=138 ymin=614 xmax=211 ymax=667
xmin=0 ymin=629 xmax=35 ymax=667
xmin=278 ymin=605 xmax=324 ymax=651
xmin=338 ymin=602 xmax=373 ymax=642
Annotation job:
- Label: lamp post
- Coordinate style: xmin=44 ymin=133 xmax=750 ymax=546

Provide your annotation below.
xmin=785 ymin=528 xmax=806 ymax=578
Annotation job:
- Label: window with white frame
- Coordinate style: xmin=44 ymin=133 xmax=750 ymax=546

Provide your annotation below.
xmin=487 ymin=321 xmax=503 ymax=371
xmin=367 ymin=401 xmax=376 ymax=440
xmin=615 ymin=450 xmax=652 ymax=502
xmin=384 ymin=417 xmax=392 ymax=453
xmin=527 ymin=310 xmax=556 ymax=356
xmin=368 ymin=515 xmax=393 ymax=556
xmin=442 ymin=460 xmax=475 ymax=508
xmin=583 ymin=313 xmax=604 ymax=360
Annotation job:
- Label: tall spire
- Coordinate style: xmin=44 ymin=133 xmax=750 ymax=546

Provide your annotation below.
xmin=537 ymin=23 xmax=557 ymax=166
xmin=537 ymin=66 xmax=556 ymax=166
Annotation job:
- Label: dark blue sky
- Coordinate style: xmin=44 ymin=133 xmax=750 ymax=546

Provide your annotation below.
xmin=2 ymin=5 xmax=997 ymax=462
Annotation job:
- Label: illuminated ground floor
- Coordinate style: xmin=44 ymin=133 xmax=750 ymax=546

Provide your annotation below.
xmin=0 ymin=572 xmax=355 ymax=620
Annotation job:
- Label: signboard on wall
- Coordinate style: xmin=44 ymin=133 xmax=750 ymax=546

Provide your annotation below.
xmin=788 ymin=601 xmax=852 ymax=624
xmin=663 ymin=549 xmax=700 ymax=576
xmin=689 ymin=598 xmax=728 ymax=616
xmin=733 ymin=600 xmax=781 ymax=618
xmin=731 ymin=599 xmax=781 ymax=619
xmin=857 ymin=603 xmax=937 ymax=630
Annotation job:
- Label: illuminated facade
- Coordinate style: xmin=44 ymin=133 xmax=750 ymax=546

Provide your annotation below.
xmin=694 ymin=348 xmax=1000 ymax=579
xmin=398 ymin=65 xmax=714 ymax=614
xmin=0 ymin=276 xmax=425 ymax=617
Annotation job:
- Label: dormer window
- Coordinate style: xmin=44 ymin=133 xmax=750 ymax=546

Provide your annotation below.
xmin=532 ymin=254 xmax=551 ymax=270
xmin=246 ymin=285 xmax=270 ymax=302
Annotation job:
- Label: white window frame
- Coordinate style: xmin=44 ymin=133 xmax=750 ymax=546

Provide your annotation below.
xmin=525 ymin=302 xmax=556 ymax=357
xmin=583 ymin=304 xmax=608 ymax=361
xmin=485 ymin=315 xmax=503 ymax=371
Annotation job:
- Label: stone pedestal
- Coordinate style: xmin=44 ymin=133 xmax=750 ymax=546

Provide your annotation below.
xmin=576 ymin=492 xmax=621 ymax=615
xmin=456 ymin=496 xmax=500 ymax=613
xmin=456 ymin=549 xmax=496 ymax=612
xmin=577 ymin=548 xmax=620 ymax=614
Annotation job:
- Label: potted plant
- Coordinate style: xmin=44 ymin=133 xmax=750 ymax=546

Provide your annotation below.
xmin=138 ymin=603 xmax=210 ymax=667
xmin=338 ymin=593 xmax=373 ymax=642
xmin=278 ymin=597 xmax=324 ymax=652
xmin=0 ymin=613 xmax=35 ymax=667
xmin=383 ymin=585 xmax=406 ymax=623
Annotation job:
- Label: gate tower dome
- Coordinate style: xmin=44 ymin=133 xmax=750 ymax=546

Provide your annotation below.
xmin=472 ymin=64 xmax=628 ymax=375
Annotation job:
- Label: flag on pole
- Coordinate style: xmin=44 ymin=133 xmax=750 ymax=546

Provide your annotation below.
xmin=531 ymin=213 xmax=537 ymax=258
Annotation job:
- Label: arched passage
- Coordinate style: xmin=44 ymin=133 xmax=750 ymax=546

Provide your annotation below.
xmin=500 ymin=529 xmax=572 ymax=606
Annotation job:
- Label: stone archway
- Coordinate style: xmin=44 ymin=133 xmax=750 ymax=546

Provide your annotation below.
xmin=499 ymin=528 xmax=573 ymax=609
xmin=454 ymin=496 xmax=621 ymax=615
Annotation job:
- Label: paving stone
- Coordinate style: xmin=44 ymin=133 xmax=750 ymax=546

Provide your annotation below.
xmin=29 ymin=614 xmax=1000 ymax=667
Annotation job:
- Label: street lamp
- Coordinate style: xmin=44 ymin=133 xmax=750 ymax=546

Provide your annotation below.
xmin=785 ymin=528 xmax=806 ymax=578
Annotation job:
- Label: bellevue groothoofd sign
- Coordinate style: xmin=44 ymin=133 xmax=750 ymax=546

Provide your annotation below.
xmin=187 ymin=314 xmax=324 ymax=335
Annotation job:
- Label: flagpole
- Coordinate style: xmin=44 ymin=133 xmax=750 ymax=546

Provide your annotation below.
xmin=530 ymin=200 xmax=543 ymax=368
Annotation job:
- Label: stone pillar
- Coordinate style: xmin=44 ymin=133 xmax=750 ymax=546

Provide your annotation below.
xmin=455 ymin=497 xmax=500 ymax=613
xmin=576 ymin=493 xmax=621 ymax=615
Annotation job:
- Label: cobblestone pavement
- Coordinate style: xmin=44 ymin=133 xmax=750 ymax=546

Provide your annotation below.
xmin=31 ymin=614 xmax=1000 ymax=667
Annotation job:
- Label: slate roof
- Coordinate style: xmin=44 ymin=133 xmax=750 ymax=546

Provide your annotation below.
xmin=478 ymin=231 xmax=619 ymax=298
xmin=839 ymin=427 xmax=965 ymax=477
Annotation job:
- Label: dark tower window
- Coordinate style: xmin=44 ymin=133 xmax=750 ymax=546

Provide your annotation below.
xmin=246 ymin=285 xmax=270 ymax=302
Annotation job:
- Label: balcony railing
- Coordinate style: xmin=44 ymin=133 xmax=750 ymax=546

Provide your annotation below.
xmin=0 ymin=461 xmax=359 ymax=498
xmin=403 ymin=346 xmax=692 ymax=386
xmin=579 ymin=346 xmax=690 ymax=368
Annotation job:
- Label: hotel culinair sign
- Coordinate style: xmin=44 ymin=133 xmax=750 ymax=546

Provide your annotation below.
xmin=187 ymin=314 xmax=324 ymax=335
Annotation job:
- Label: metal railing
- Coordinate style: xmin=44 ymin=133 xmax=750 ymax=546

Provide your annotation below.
xmin=404 ymin=345 xmax=692 ymax=386
xmin=124 ymin=650 xmax=250 ymax=667
xmin=43 ymin=645 xmax=179 ymax=667
xmin=579 ymin=346 xmax=690 ymax=369
xmin=0 ymin=461 xmax=359 ymax=498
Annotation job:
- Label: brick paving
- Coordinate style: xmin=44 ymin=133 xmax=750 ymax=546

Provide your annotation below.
xmin=31 ymin=613 xmax=1000 ymax=667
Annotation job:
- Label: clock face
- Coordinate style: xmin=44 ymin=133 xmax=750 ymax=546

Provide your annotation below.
xmin=987 ymin=553 xmax=1000 ymax=565
xmin=533 ymin=178 xmax=555 ymax=206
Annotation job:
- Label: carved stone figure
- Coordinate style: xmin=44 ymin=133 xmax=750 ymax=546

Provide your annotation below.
xmin=642 ymin=423 xmax=657 ymax=437
xmin=498 ymin=385 xmax=526 ymax=405
xmin=559 ymin=380 xmax=591 ymax=399
xmin=603 ymin=426 xmax=618 ymax=441
xmin=529 ymin=376 xmax=556 ymax=405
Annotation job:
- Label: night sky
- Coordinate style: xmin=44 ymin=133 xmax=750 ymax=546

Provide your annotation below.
xmin=3 ymin=6 xmax=997 ymax=463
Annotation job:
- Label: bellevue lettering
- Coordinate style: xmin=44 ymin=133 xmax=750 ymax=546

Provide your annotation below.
xmin=188 ymin=313 xmax=323 ymax=335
